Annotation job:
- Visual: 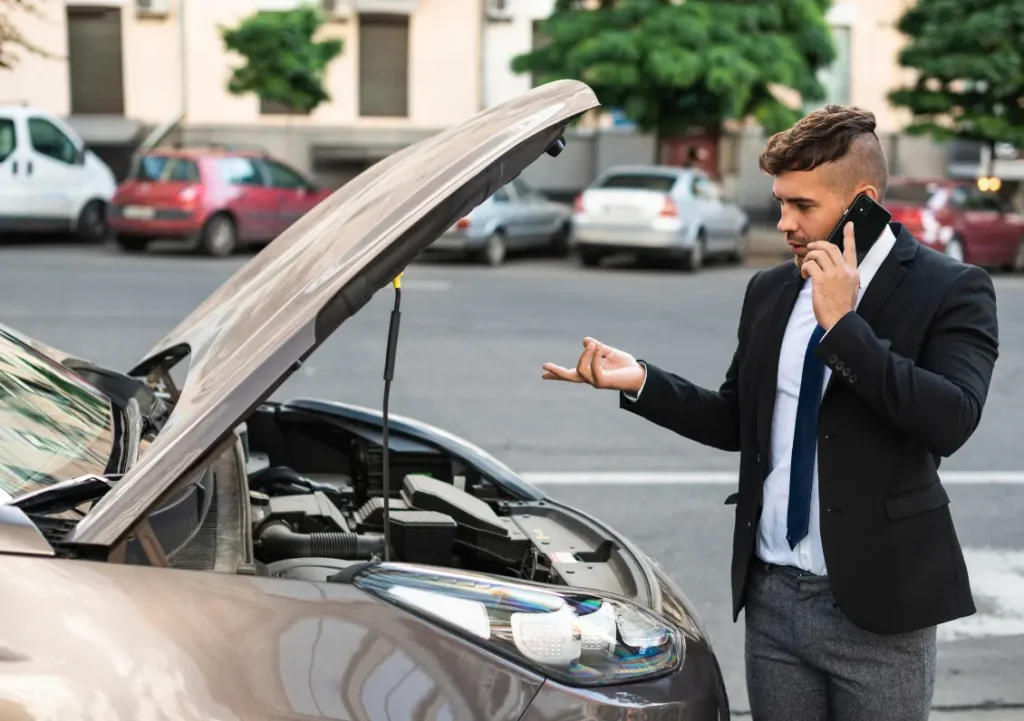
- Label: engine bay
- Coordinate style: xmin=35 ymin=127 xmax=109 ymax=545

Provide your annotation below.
xmin=240 ymin=402 xmax=645 ymax=600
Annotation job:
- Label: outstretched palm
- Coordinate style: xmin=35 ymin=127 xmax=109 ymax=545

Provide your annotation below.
xmin=542 ymin=337 xmax=645 ymax=392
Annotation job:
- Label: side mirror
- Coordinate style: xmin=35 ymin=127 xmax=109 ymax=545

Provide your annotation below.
xmin=76 ymin=146 xmax=87 ymax=165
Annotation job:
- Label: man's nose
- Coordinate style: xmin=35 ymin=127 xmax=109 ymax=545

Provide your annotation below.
xmin=777 ymin=207 xmax=798 ymax=234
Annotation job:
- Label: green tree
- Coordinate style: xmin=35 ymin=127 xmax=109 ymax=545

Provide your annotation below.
xmin=512 ymin=0 xmax=836 ymax=152
xmin=221 ymin=4 xmax=343 ymax=114
xmin=888 ymin=0 xmax=1024 ymax=173
xmin=1 ymin=0 xmax=54 ymax=70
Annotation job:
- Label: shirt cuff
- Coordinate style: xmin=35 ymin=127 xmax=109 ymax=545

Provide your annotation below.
xmin=621 ymin=361 xmax=648 ymax=402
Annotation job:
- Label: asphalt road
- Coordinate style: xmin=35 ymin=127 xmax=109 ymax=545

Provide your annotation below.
xmin=1 ymin=239 xmax=1023 ymax=717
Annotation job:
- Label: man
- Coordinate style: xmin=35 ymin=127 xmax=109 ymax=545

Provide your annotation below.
xmin=541 ymin=105 xmax=999 ymax=720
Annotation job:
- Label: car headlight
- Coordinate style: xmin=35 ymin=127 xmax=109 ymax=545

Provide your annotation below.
xmin=351 ymin=562 xmax=683 ymax=686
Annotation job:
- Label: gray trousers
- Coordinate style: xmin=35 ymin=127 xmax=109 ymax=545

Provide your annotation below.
xmin=745 ymin=560 xmax=937 ymax=721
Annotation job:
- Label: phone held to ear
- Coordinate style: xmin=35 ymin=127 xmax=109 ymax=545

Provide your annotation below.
xmin=826 ymin=192 xmax=892 ymax=262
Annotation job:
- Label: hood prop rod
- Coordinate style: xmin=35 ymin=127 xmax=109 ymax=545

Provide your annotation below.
xmin=380 ymin=273 xmax=403 ymax=562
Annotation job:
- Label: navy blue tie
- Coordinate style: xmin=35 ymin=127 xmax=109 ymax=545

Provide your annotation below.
xmin=787 ymin=323 xmax=827 ymax=549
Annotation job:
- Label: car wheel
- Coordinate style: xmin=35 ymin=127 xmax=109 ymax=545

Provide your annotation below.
xmin=476 ymin=231 xmax=506 ymax=267
xmin=200 ymin=214 xmax=238 ymax=258
xmin=728 ymin=225 xmax=749 ymax=264
xmin=578 ymin=248 xmax=604 ymax=267
xmin=944 ymin=236 xmax=965 ymax=263
xmin=681 ymin=230 xmax=706 ymax=271
xmin=549 ymin=222 xmax=571 ymax=257
xmin=114 ymin=234 xmax=148 ymax=253
xmin=76 ymin=200 xmax=108 ymax=243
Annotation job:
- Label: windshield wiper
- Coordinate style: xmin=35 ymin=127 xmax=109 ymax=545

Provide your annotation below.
xmin=7 ymin=473 xmax=118 ymax=516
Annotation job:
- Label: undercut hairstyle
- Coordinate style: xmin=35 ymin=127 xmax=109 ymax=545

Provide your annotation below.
xmin=758 ymin=105 xmax=889 ymax=201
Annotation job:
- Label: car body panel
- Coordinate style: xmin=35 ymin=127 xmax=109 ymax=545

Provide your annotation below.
xmin=66 ymin=80 xmax=599 ymax=551
xmin=430 ymin=176 xmax=572 ymax=255
xmin=0 ymin=554 xmax=546 ymax=721
xmin=0 ymin=105 xmax=116 ymax=235
xmin=886 ymin=178 xmax=1024 ymax=267
xmin=572 ymin=164 xmax=748 ymax=258
xmin=109 ymin=150 xmax=333 ymax=247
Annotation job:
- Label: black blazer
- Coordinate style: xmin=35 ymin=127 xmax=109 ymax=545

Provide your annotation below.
xmin=620 ymin=223 xmax=999 ymax=635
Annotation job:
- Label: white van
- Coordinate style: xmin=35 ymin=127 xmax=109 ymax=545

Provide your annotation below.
xmin=0 ymin=105 xmax=117 ymax=242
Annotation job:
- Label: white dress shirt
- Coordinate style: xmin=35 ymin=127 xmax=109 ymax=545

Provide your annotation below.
xmin=625 ymin=224 xmax=898 ymax=576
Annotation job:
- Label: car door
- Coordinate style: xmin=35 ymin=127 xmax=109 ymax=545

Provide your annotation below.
xmin=215 ymin=156 xmax=278 ymax=243
xmin=22 ymin=114 xmax=88 ymax=225
xmin=954 ymin=188 xmax=1003 ymax=265
xmin=491 ymin=183 xmax=531 ymax=247
xmin=262 ymin=158 xmax=323 ymax=235
xmin=693 ymin=172 xmax=729 ymax=249
xmin=510 ymin=177 xmax=558 ymax=245
xmin=0 ymin=114 xmax=23 ymax=228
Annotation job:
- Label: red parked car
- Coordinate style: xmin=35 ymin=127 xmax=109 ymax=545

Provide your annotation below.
xmin=109 ymin=145 xmax=332 ymax=256
xmin=885 ymin=178 xmax=1024 ymax=270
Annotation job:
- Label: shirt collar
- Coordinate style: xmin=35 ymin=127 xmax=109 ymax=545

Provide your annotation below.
xmin=857 ymin=223 xmax=897 ymax=289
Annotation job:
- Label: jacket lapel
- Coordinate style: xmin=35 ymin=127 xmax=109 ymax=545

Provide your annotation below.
xmin=823 ymin=223 xmax=919 ymax=395
xmin=755 ymin=263 xmax=803 ymax=473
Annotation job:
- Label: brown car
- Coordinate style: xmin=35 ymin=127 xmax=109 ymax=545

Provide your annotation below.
xmin=0 ymin=81 xmax=728 ymax=720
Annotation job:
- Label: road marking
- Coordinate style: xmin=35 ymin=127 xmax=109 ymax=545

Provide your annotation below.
xmin=939 ymin=548 xmax=1024 ymax=642
xmin=520 ymin=471 xmax=1024 ymax=486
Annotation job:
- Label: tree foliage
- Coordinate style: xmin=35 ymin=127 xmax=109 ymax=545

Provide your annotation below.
xmin=888 ymin=0 xmax=1024 ymax=151
xmin=511 ymin=0 xmax=836 ymax=140
xmin=221 ymin=5 xmax=343 ymax=114
xmin=0 ymin=0 xmax=54 ymax=70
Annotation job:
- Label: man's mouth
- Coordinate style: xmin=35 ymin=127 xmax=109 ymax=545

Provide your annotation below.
xmin=787 ymin=238 xmax=808 ymax=254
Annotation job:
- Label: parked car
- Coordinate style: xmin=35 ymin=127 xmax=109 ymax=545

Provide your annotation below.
xmin=0 ymin=104 xmax=116 ymax=243
xmin=0 ymin=80 xmax=728 ymax=721
xmin=108 ymin=145 xmax=333 ymax=257
xmin=570 ymin=165 xmax=749 ymax=271
xmin=428 ymin=176 xmax=573 ymax=265
xmin=886 ymin=178 xmax=1024 ymax=270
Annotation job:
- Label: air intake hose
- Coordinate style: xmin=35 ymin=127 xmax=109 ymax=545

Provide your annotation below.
xmin=255 ymin=522 xmax=386 ymax=564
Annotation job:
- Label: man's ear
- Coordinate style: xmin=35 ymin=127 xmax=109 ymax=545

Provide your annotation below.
xmin=855 ymin=184 xmax=880 ymax=202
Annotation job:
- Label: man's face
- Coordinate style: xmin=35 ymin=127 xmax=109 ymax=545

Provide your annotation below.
xmin=772 ymin=168 xmax=868 ymax=267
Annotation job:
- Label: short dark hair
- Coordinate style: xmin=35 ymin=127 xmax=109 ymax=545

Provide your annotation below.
xmin=759 ymin=105 xmax=889 ymax=201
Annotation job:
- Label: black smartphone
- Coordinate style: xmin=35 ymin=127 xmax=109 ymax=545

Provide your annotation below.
xmin=826 ymin=192 xmax=892 ymax=261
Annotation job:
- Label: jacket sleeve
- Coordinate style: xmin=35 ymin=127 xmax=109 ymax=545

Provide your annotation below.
xmin=814 ymin=264 xmax=999 ymax=457
xmin=617 ymin=270 xmax=760 ymax=452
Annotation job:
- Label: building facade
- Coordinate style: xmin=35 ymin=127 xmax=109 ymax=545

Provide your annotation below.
xmin=4 ymin=0 xmax=1018 ymax=207
xmin=5 ymin=0 xmax=485 ymax=185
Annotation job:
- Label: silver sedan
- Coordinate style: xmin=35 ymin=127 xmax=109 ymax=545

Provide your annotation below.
xmin=428 ymin=177 xmax=573 ymax=266
xmin=571 ymin=165 xmax=750 ymax=271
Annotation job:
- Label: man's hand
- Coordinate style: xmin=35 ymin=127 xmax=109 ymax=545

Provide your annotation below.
xmin=542 ymin=337 xmax=646 ymax=393
xmin=802 ymin=221 xmax=861 ymax=330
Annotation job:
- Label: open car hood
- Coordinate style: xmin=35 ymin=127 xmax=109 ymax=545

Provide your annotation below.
xmin=67 ymin=80 xmax=599 ymax=551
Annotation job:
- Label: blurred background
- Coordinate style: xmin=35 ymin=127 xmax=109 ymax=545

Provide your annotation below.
xmin=2 ymin=1 xmax=1023 ymax=717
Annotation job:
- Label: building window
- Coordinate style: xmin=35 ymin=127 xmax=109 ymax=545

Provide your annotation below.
xmin=805 ymin=24 xmax=851 ymax=111
xmin=358 ymin=14 xmax=409 ymax=117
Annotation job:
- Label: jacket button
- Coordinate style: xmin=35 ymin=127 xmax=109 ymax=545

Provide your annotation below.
xmin=842 ymin=367 xmax=851 ymax=376
xmin=849 ymin=374 xmax=858 ymax=383
xmin=836 ymin=361 xmax=844 ymax=370
xmin=828 ymin=354 xmax=838 ymax=364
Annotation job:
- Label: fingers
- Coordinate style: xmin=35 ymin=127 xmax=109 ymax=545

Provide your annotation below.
xmin=806 ymin=240 xmax=844 ymax=267
xmin=801 ymin=256 xmax=825 ymax=280
xmin=842 ymin=221 xmax=857 ymax=267
xmin=541 ymin=362 xmax=583 ymax=382
xmin=576 ymin=341 xmax=597 ymax=385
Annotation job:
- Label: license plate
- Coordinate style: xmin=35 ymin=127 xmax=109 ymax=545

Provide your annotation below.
xmin=122 ymin=205 xmax=156 ymax=220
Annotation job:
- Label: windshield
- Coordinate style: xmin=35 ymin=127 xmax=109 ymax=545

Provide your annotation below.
xmin=0 ymin=329 xmax=116 ymax=501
